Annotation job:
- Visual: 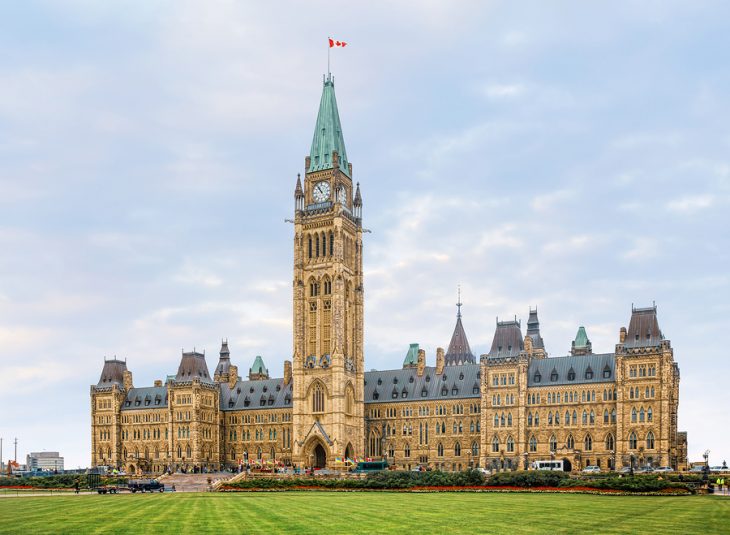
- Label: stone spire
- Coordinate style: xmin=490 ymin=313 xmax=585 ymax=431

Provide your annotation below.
xmin=294 ymin=174 xmax=304 ymax=211
xmin=308 ymin=74 xmax=350 ymax=177
xmin=444 ymin=289 xmax=475 ymax=365
xmin=353 ymin=182 xmax=362 ymax=218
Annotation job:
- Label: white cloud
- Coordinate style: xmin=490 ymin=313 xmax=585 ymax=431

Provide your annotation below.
xmin=621 ymin=237 xmax=659 ymax=262
xmin=530 ymin=189 xmax=576 ymax=212
xmin=482 ymin=83 xmax=526 ymax=99
xmin=666 ymin=194 xmax=715 ymax=214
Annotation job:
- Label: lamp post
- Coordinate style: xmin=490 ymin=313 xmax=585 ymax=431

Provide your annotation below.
xmin=703 ymin=450 xmax=710 ymax=484
xmin=629 ymin=454 xmax=635 ymax=476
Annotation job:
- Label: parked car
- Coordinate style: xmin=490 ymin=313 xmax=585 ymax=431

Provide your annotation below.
xmin=582 ymin=466 xmax=601 ymax=474
xmin=128 ymin=479 xmax=165 ymax=493
xmin=618 ymin=466 xmax=633 ymax=474
xmin=689 ymin=466 xmax=706 ymax=473
xmin=710 ymin=466 xmax=726 ymax=473
xmin=654 ymin=466 xmax=673 ymax=473
xmin=635 ymin=466 xmax=655 ymax=474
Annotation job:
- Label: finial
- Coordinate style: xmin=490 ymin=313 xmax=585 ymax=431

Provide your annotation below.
xmin=456 ymin=285 xmax=462 ymax=319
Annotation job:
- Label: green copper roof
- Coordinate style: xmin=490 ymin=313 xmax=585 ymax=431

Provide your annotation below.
xmin=309 ymin=74 xmax=350 ymax=177
xmin=574 ymin=326 xmax=589 ymax=348
xmin=403 ymin=343 xmax=419 ymax=366
xmin=250 ymin=355 xmax=268 ymax=374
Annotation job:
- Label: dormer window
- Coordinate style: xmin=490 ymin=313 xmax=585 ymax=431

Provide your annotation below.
xmin=567 ymin=368 xmax=575 ymax=381
xmin=377 ymin=378 xmax=382 ymax=385
xmin=534 ymin=372 xmax=541 ymax=383
xmin=459 ymin=373 xmax=464 ymax=380
xmin=452 ymin=387 xmax=458 ymax=396
xmin=550 ymin=370 xmax=558 ymax=382
xmin=585 ymin=367 xmax=594 ymax=380
xmin=393 ymin=377 xmax=398 ymax=384
xmin=441 ymin=387 xmax=448 ymax=396
xmin=373 ymin=391 xmax=379 ymax=400
xmin=421 ymin=388 xmax=428 ymax=397
xmin=425 ymin=375 xmax=431 ymax=382
xmin=603 ymin=366 xmax=611 ymax=379
xmin=409 ymin=376 xmax=414 ymax=383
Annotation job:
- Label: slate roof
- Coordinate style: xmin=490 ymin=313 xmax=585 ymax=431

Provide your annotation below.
xmin=527 ymin=353 xmax=615 ymax=387
xmin=96 ymin=359 xmax=127 ymax=387
xmin=220 ymin=378 xmax=293 ymax=411
xmin=308 ymin=74 xmax=350 ymax=178
xmin=445 ymin=316 xmax=476 ymax=365
xmin=121 ymin=386 xmax=168 ymax=410
xmin=176 ymin=351 xmax=214 ymax=383
xmin=624 ymin=305 xmax=664 ymax=348
xmin=364 ymin=365 xmax=481 ymax=404
xmin=487 ymin=320 xmax=524 ymax=358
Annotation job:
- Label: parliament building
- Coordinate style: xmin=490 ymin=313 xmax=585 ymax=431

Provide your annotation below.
xmin=90 ymin=75 xmax=687 ymax=475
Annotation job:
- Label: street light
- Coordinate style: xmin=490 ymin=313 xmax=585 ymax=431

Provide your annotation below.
xmin=703 ymin=450 xmax=710 ymax=483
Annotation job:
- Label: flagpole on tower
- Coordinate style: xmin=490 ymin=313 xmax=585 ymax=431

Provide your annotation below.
xmin=327 ymin=36 xmax=330 ymax=76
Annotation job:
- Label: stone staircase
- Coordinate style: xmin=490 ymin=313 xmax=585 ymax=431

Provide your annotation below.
xmin=158 ymin=472 xmax=233 ymax=493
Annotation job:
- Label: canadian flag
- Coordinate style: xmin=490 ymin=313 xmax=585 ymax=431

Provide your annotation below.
xmin=329 ymin=38 xmax=347 ymax=48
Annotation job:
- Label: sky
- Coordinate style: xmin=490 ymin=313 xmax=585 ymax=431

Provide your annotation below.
xmin=1 ymin=1 xmax=728 ymax=469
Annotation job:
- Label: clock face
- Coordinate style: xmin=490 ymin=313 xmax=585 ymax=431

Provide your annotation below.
xmin=313 ymin=181 xmax=331 ymax=202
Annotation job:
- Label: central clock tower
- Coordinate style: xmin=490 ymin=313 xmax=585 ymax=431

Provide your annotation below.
xmin=291 ymin=74 xmax=365 ymax=468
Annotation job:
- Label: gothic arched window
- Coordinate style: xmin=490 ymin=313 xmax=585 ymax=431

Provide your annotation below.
xmin=529 ymin=435 xmax=537 ymax=452
xmin=312 ymin=383 xmax=325 ymax=413
xmin=629 ymin=432 xmax=637 ymax=450
xmin=605 ymin=433 xmax=615 ymax=451
xmin=646 ymin=431 xmax=655 ymax=449
xmin=584 ymin=434 xmax=592 ymax=451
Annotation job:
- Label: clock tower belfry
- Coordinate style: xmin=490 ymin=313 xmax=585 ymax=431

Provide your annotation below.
xmin=291 ymin=74 xmax=365 ymax=469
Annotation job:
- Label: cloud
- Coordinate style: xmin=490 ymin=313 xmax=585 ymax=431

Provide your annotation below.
xmin=530 ymin=189 xmax=576 ymax=212
xmin=621 ymin=237 xmax=659 ymax=262
xmin=666 ymin=194 xmax=715 ymax=214
xmin=482 ymin=83 xmax=526 ymax=99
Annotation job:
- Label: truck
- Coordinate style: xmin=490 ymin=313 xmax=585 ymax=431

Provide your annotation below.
xmin=128 ymin=479 xmax=165 ymax=493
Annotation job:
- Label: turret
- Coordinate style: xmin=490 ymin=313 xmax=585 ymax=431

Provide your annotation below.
xmin=571 ymin=326 xmax=593 ymax=356
xmin=249 ymin=356 xmax=269 ymax=381
xmin=294 ymin=174 xmax=304 ymax=212
xmin=214 ymin=339 xmax=232 ymax=383
xmin=353 ymin=182 xmax=362 ymax=219
xmin=436 ymin=347 xmax=445 ymax=375
xmin=403 ymin=343 xmax=419 ymax=369
xmin=444 ymin=290 xmax=475 ymax=365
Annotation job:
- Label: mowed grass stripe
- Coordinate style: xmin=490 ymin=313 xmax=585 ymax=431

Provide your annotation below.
xmin=0 ymin=492 xmax=727 ymax=534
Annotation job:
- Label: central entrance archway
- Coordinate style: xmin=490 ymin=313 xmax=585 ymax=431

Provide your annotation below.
xmin=314 ymin=444 xmax=327 ymax=468
xmin=562 ymin=458 xmax=572 ymax=472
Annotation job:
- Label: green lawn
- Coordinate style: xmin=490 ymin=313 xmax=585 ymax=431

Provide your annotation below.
xmin=0 ymin=492 xmax=727 ymax=534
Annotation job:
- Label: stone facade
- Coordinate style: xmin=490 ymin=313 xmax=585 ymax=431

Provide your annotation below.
xmin=90 ymin=75 xmax=686 ymax=475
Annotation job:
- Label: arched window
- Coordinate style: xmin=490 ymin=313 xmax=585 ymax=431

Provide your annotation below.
xmin=345 ymin=386 xmax=354 ymax=415
xmin=646 ymin=431 xmax=655 ymax=449
xmin=567 ymin=434 xmax=575 ymax=449
xmin=494 ymin=414 xmax=499 ymax=427
xmin=584 ymin=434 xmax=592 ymax=451
xmin=555 ymin=412 xmax=560 ymax=425
xmin=629 ymin=432 xmax=637 ymax=449
xmin=590 ymin=410 xmax=595 ymax=424
xmin=454 ymin=443 xmax=461 ymax=456
xmin=404 ymin=443 xmax=411 ymax=457
xmin=605 ymin=433 xmax=615 ymax=451
xmin=176 ymin=446 xmax=181 ymax=459
xmin=529 ymin=435 xmax=537 ymax=452
xmin=500 ymin=413 xmax=505 ymax=426
xmin=507 ymin=413 xmax=513 ymax=426
xmin=565 ymin=411 xmax=570 ymax=425
xmin=471 ymin=441 xmax=479 ymax=457
xmin=321 ymin=232 xmax=327 ymax=257
xmin=369 ymin=430 xmax=381 ymax=457
xmin=582 ymin=410 xmax=588 ymax=425
xmin=603 ymin=409 xmax=609 ymax=424
xmin=639 ymin=408 xmax=645 ymax=423
xmin=527 ymin=412 xmax=533 ymax=426
xmin=611 ymin=409 xmax=616 ymax=424
xmin=329 ymin=231 xmax=334 ymax=256
xmin=506 ymin=436 xmax=514 ymax=453
xmin=491 ymin=435 xmax=500 ymax=453
xmin=308 ymin=235 xmax=312 ymax=258
xmin=647 ymin=407 xmax=653 ymax=422
xmin=631 ymin=408 xmax=637 ymax=423
xmin=548 ymin=412 xmax=553 ymax=425
xmin=186 ymin=445 xmax=191 ymax=458
xmin=437 ymin=443 xmax=444 ymax=457
xmin=315 ymin=234 xmax=320 ymax=257
xmin=572 ymin=410 xmax=577 ymax=425
xmin=312 ymin=383 xmax=325 ymax=413
xmin=549 ymin=434 xmax=557 ymax=452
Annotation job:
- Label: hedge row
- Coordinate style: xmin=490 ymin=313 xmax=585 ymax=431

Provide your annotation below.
xmin=0 ymin=475 xmax=82 ymax=488
xmin=222 ymin=470 xmax=692 ymax=493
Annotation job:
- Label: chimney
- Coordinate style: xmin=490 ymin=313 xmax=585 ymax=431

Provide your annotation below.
xmin=123 ymin=370 xmax=133 ymax=391
xmin=436 ymin=347 xmax=445 ymax=375
xmin=417 ymin=349 xmax=426 ymax=377
xmin=228 ymin=365 xmax=238 ymax=390
xmin=524 ymin=335 xmax=533 ymax=355
xmin=619 ymin=327 xmax=627 ymax=344
xmin=284 ymin=360 xmax=292 ymax=385
xmin=154 ymin=380 xmax=162 ymax=387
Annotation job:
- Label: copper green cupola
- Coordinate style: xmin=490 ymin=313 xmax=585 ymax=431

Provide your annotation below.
xmin=308 ymin=74 xmax=350 ymax=178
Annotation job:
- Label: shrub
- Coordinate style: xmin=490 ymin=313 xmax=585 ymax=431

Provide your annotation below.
xmin=486 ymin=471 xmax=569 ymax=488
